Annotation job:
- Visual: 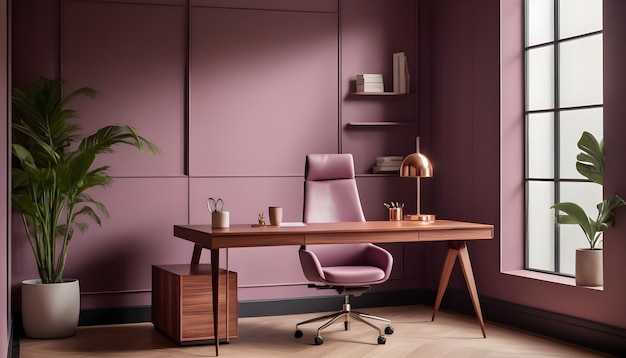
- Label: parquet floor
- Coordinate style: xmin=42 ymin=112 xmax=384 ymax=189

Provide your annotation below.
xmin=19 ymin=305 xmax=614 ymax=357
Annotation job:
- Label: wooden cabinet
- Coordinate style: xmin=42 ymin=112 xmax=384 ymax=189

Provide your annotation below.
xmin=152 ymin=264 xmax=238 ymax=345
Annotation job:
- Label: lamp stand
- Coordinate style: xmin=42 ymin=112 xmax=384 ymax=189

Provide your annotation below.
xmin=404 ymin=177 xmax=436 ymax=222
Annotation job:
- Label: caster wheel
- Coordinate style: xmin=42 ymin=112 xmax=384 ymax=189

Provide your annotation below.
xmin=314 ymin=336 xmax=324 ymax=345
xmin=344 ymin=321 xmax=350 ymax=331
xmin=385 ymin=326 xmax=394 ymax=335
xmin=294 ymin=330 xmax=303 ymax=339
xmin=378 ymin=336 xmax=386 ymax=345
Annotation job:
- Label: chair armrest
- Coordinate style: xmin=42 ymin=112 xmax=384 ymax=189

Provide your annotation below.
xmin=299 ymin=248 xmax=326 ymax=283
xmin=366 ymin=244 xmax=394 ymax=278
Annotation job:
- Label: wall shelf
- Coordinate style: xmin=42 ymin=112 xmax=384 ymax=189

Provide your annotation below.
xmin=352 ymin=92 xmax=409 ymax=96
xmin=347 ymin=121 xmax=416 ymax=127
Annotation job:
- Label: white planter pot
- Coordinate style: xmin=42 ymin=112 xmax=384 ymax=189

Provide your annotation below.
xmin=21 ymin=278 xmax=80 ymax=338
xmin=575 ymin=249 xmax=603 ymax=287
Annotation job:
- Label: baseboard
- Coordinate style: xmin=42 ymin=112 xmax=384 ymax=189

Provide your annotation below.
xmin=436 ymin=289 xmax=626 ymax=357
xmin=238 ymin=289 xmax=432 ymax=318
xmin=11 ymin=289 xmax=626 ymax=356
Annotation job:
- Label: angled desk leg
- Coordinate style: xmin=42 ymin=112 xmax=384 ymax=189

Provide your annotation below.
xmin=432 ymin=241 xmax=487 ymax=338
xmin=191 ymin=243 xmax=203 ymax=265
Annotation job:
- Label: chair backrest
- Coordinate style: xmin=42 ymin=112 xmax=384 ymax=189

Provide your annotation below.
xmin=303 ymin=154 xmax=369 ymax=267
xmin=303 ymin=153 xmax=366 ymax=223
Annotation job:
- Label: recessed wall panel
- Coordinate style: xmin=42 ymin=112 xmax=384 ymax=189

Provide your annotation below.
xmin=62 ymin=1 xmax=186 ymax=177
xmin=189 ymin=7 xmax=339 ymax=176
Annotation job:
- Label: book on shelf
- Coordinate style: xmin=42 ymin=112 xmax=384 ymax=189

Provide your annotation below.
xmin=356 ymin=78 xmax=383 ymax=84
xmin=393 ymin=52 xmax=409 ymax=94
xmin=373 ymin=155 xmax=403 ymax=174
xmin=356 ymin=73 xmax=384 ymax=92
xmin=376 ymin=156 xmax=404 ymax=162
xmin=356 ymin=83 xmax=384 ymax=92
xmin=357 ymin=73 xmax=383 ymax=81
xmin=376 ymin=160 xmax=402 ymax=168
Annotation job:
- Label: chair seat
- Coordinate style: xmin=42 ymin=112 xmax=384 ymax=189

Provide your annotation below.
xmin=322 ymin=266 xmax=386 ymax=284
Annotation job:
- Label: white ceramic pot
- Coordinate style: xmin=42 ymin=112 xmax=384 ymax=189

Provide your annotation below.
xmin=575 ymin=249 xmax=603 ymax=287
xmin=21 ymin=278 xmax=80 ymax=338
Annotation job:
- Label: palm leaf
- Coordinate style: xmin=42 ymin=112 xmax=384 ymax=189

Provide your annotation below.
xmin=11 ymin=76 xmax=161 ymax=283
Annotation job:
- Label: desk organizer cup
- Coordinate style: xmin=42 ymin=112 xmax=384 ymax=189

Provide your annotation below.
xmin=384 ymin=202 xmax=404 ymax=221
xmin=212 ymin=211 xmax=229 ymax=228
xmin=388 ymin=208 xmax=403 ymax=221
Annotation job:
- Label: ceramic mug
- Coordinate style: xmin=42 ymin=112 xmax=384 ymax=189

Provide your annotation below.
xmin=269 ymin=206 xmax=283 ymax=226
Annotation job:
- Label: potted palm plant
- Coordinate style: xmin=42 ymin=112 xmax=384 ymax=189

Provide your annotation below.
xmin=550 ymin=131 xmax=625 ymax=286
xmin=12 ymin=77 xmax=160 ymax=338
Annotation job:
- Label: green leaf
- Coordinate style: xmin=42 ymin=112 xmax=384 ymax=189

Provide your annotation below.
xmin=575 ymin=131 xmax=603 ymax=185
xmin=11 ymin=76 xmax=161 ymax=283
xmin=551 ymin=201 xmax=594 ymax=243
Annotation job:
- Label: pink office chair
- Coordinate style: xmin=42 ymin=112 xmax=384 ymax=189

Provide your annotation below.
xmin=294 ymin=154 xmax=394 ymax=345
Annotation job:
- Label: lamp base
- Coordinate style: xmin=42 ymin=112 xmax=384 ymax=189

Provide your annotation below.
xmin=404 ymin=213 xmax=436 ymax=222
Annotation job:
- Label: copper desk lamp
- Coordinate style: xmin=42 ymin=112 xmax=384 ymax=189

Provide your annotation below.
xmin=400 ymin=152 xmax=435 ymax=222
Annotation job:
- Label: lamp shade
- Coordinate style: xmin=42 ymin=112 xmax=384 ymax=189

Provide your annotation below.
xmin=400 ymin=153 xmax=433 ymax=178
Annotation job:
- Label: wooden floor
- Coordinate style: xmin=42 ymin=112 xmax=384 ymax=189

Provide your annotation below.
xmin=19 ymin=305 xmax=613 ymax=357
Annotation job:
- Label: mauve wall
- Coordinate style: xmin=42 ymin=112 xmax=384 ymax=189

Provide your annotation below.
xmin=10 ymin=0 xmax=421 ymax=309
xmin=423 ymin=0 xmax=626 ymax=330
xmin=1 ymin=0 xmax=9 ymax=355
xmin=8 ymin=0 xmax=626 ymax=343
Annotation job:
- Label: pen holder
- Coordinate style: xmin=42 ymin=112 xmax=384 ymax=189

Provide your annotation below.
xmin=212 ymin=211 xmax=230 ymax=228
xmin=388 ymin=208 xmax=403 ymax=221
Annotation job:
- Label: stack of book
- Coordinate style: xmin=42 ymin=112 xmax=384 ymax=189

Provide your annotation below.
xmin=372 ymin=156 xmax=404 ymax=174
xmin=393 ymin=52 xmax=410 ymax=94
xmin=356 ymin=74 xmax=384 ymax=93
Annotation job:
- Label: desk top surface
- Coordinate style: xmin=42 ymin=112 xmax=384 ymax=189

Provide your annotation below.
xmin=174 ymin=219 xmax=494 ymax=249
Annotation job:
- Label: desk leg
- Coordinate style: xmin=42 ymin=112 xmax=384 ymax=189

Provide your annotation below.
xmin=211 ymin=248 xmax=220 ymax=356
xmin=191 ymin=243 xmax=203 ymax=265
xmin=432 ymin=241 xmax=486 ymax=338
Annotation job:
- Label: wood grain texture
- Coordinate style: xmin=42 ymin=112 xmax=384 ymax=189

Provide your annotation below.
xmin=152 ymin=264 xmax=238 ymax=344
xmin=173 ymin=220 xmax=494 ymax=249
xmin=19 ymin=305 xmax=612 ymax=358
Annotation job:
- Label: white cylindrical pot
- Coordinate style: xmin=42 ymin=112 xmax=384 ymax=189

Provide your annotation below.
xmin=21 ymin=278 xmax=80 ymax=338
xmin=575 ymin=249 xmax=603 ymax=287
xmin=212 ymin=211 xmax=230 ymax=228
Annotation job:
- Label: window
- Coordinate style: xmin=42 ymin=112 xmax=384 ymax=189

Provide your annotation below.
xmin=524 ymin=0 xmax=603 ymax=276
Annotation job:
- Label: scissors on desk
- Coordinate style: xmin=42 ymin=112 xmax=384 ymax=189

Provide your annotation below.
xmin=207 ymin=197 xmax=224 ymax=213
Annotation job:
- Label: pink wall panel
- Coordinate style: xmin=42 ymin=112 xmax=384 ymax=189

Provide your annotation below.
xmin=62 ymin=1 xmax=186 ymax=177
xmin=11 ymin=177 xmax=189 ymax=309
xmin=11 ymin=0 xmax=61 ymax=86
xmin=189 ymin=7 xmax=339 ymax=176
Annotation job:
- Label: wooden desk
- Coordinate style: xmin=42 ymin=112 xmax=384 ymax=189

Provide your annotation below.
xmin=173 ymin=219 xmax=494 ymax=356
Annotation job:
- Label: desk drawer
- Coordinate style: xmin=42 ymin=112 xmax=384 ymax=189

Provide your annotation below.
xmin=152 ymin=264 xmax=238 ymax=344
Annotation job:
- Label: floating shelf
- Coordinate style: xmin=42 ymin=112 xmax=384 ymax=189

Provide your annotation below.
xmin=352 ymin=92 xmax=409 ymax=96
xmin=346 ymin=122 xmax=416 ymax=127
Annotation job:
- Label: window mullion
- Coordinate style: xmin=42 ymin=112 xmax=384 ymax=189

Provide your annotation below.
xmin=553 ymin=0 xmax=561 ymax=274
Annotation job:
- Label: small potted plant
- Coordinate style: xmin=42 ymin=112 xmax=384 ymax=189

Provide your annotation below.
xmin=12 ymin=77 xmax=160 ymax=337
xmin=550 ymin=131 xmax=625 ymax=286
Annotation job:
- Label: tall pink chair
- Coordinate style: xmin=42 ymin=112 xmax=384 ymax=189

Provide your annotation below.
xmin=294 ymin=154 xmax=394 ymax=345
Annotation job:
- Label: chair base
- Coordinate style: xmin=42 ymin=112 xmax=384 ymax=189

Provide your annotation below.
xmin=294 ymin=295 xmax=393 ymax=345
